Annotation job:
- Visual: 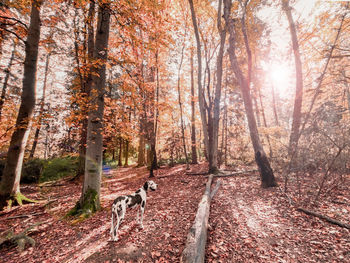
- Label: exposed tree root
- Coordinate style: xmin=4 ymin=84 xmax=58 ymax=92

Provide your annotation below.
xmin=297 ymin=207 xmax=350 ymax=230
xmin=0 ymin=222 xmax=42 ymax=251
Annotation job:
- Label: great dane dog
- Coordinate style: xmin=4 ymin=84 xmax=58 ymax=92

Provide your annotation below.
xmin=110 ymin=180 xmax=158 ymax=241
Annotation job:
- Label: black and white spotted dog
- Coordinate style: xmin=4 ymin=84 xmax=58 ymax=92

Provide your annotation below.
xmin=110 ymin=180 xmax=157 ymax=241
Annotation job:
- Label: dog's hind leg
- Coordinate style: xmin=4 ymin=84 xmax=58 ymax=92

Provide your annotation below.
xmin=110 ymin=209 xmax=115 ymax=239
xmin=139 ymin=201 xmax=145 ymax=229
xmin=113 ymin=211 xmax=120 ymax=241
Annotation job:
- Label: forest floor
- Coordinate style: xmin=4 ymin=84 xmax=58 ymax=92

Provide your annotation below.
xmin=0 ymin=163 xmax=349 ymax=262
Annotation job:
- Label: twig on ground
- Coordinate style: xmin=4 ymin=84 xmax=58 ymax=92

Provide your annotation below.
xmin=0 ymin=212 xmax=45 ymax=221
xmin=297 ymin=207 xmax=350 ymax=229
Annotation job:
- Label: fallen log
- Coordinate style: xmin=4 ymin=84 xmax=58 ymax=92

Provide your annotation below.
xmin=297 ymin=207 xmax=350 ymax=230
xmin=181 ymin=175 xmax=214 ymax=263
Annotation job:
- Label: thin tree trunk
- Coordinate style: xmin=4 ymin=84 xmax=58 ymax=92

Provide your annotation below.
xmin=224 ymin=0 xmax=277 ymax=187
xmin=118 ymin=137 xmax=123 ymax=167
xmin=124 ymin=139 xmax=129 ymax=167
xmin=190 ymin=48 xmax=198 ymax=164
xmin=177 ymin=42 xmax=189 ymax=169
xmin=0 ymin=0 xmax=42 ymax=209
xmin=283 ymin=0 xmax=302 ymax=153
xmin=80 ymin=2 xmax=110 ymax=212
xmin=77 ymin=0 xmax=95 ymax=178
xmin=211 ymin=0 xmax=226 ymax=173
xmin=0 ymin=41 xmax=16 ymax=122
xmin=271 ymin=82 xmax=280 ymax=126
xmin=188 ymin=0 xmax=209 ymax=161
xmin=257 ymin=82 xmax=273 ymax=158
xmin=29 ymin=52 xmax=50 ymax=159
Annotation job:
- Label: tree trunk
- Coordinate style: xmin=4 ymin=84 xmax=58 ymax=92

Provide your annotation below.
xmin=190 ymin=48 xmax=198 ymax=164
xmin=271 ymin=82 xmax=280 ymax=126
xmin=177 ymin=42 xmax=189 ymax=168
xmin=211 ymin=0 xmax=226 ymax=173
xmin=29 ymin=52 xmax=50 ymax=159
xmin=80 ymin=2 xmax=110 ymax=212
xmin=188 ymin=0 xmax=209 ymax=161
xmin=224 ymin=0 xmax=277 ymax=188
xmin=283 ymin=0 xmax=303 ymax=156
xmin=118 ymin=137 xmax=123 ymax=167
xmin=0 ymin=41 xmax=16 ymax=122
xmin=137 ymin=130 xmax=145 ymax=166
xmin=77 ymin=0 xmax=95 ymax=178
xmin=124 ymin=139 xmax=129 ymax=166
xmin=0 ymin=0 xmax=42 ymax=209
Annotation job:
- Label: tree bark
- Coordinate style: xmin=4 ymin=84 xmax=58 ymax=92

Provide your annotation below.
xmin=137 ymin=128 xmax=145 ymax=167
xmin=283 ymin=0 xmax=302 ymax=154
xmin=0 ymin=40 xmax=16 ymax=122
xmin=124 ymin=139 xmax=129 ymax=166
xmin=29 ymin=52 xmax=51 ymax=159
xmin=118 ymin=137 xmax=123 ymax=167
xmin=80 ymin=2 xmax=110 ymax=212
xmin=177 ymin=42 xmax=189 ymax=168
xmin=188 ymin=0 xmax=209 ymax=162
xmin=77 ymin=0 xmax=95 ymax=178
xmin=211 ymin=0 xmax=226 ymax=173
xmin=0 ymin=0 xmax=42 ymax=209
xmin=190 ymin=48 xmax=198 ymax=164
xmin=223 ymin=0 xmax=277 ymax=188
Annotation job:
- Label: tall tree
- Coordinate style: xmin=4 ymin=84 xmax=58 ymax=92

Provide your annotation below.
xmin=0 ymin=0 xmax=43 ymax=209
xmin=29 ymin=52 xmax=51 ymax=159
xmin=223 ymin=0 xmax=277 ymax=187
xmin=190 ymin=48 xmax=198 ymax=164
xmin=188 ymin=0 xmax=226 ymax=173
xmin=282 ymin=0 xmax=303 ymax=155
xmin=79 ymin=1 xmax=111 ymax=213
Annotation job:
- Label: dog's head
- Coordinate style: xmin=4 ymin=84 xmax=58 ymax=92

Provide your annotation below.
xmin=144 ymin=180 xmax=157 ymax=191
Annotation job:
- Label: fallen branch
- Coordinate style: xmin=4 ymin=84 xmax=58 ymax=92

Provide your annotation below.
xmin=205 ymin=170 xmax=258 ymax=178
xmin=186 ymin=172 xmax=209 ymax=176
xmin=0 ymin=212 xmax=45 ymax=221
xmin=297 ymin=207 xmax=350 ymax=230
xmin=181 ymin=175 xmax=213 ymax=263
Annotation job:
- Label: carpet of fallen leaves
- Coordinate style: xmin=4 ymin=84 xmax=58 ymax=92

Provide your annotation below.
xmin=0 ymin=164 xmax=208 ymax=263
xmin=1 ymin=164 xmax=349 ymax=263
xmin=206 ymin=171 xmax=350 ymax=263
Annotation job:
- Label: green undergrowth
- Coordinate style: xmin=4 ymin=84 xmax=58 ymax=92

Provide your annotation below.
xmin=40 ymin=155 xmax=79 ymax=183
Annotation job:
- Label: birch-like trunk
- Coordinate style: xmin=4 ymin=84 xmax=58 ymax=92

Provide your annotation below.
xmin=81 ymin=2 xmax=110 ymax=211
xmin=0 ymin=0 xmax=42 ymax=208
xmin=190 ymin=48 xmax=198 ymax=164
xmin=188 ymin=0 xmax=209 ymax=160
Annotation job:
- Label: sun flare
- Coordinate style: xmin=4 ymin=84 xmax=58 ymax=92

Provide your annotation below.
xmin=269 ymin=64 xmax=291 ymax=96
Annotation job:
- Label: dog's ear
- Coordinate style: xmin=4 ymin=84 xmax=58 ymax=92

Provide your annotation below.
xmin=143 ymin=181 xmax=149 ymax=191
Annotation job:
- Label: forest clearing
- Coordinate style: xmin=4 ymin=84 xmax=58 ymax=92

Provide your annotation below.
xmin=0 ymin=0 xmax=350 ymax=262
